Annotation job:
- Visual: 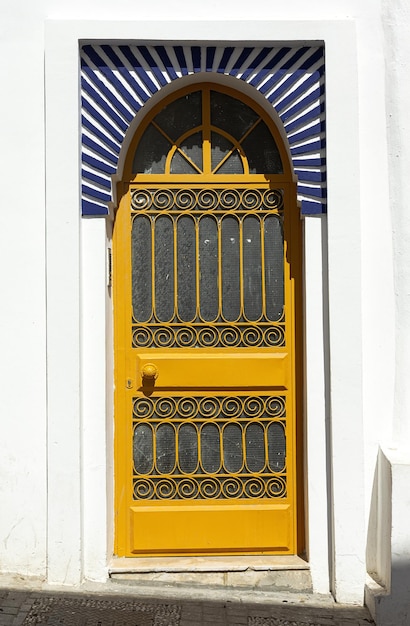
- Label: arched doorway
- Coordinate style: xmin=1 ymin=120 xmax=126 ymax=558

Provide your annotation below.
xmin=113 ymin=83 xmax=302 ymax=556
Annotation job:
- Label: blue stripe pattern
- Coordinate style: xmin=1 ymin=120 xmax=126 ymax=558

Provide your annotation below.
xmin=80 ymin=44 xmax=326 ymax=216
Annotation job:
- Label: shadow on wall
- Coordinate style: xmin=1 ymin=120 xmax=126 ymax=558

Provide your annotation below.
xmin=366 ymin=447 xmax=410 ymax=625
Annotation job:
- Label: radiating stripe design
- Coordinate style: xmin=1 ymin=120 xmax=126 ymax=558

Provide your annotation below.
xmin=80 ymin=44 xmax=326 ymax=216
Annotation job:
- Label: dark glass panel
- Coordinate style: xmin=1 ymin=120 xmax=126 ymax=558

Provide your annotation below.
xmin=267 ymin=422 xmax=286 ymax=472
xmin=242 ymin=120 xmax=283 ymax=174
xmin=211 ymin=132 xmax=233 ymax=171
xmin=210 ymin=90 xmax=259 ymax=141
xmin=132 ymin=215 xmax=152 ymax=322
xmin=243 ymin=215 xmax=263 ymax=320
xmin=264 ymin=215 xmax=284 ymax=321
xmin=245 ymin=423 xmax=265 ymax=472
xmin=178 ymin=423 xmax=198 ymax=473
xmin=200 ymin=423 xmax=221 ymax=473
xmin=170 ymin=152 xmax=198 ymax=174
xmin=156 ymin=423 xmax=176 ymax=474
xmin=133 ymin=424 xmax=153 ymax=474
xmin=178 ymin=132 xmax=203 ymax=171
xmin=215 ymin=151 xmax=243 ymax=174
xmin=154 ymin=91 xmax=202 ymax=142
xmin=223 ymin=423 xmax=243 ymax=473
xmin=177 ymin=216 xmax=197 ymax=321
xmin=211 ymin=132 xmax=244 ymax=174
xmin=132 ymin=124 xmax=170 ymax=174
xmin=199 ymin=216 xmax=219 ymax=321
xmin=154 ymin=215 xmax=174 ymax=321
xmin=221 ymin=216 xmax=240 ymax=321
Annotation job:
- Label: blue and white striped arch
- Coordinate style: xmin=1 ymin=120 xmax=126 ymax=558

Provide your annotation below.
xmin=80 ymin=44 xmax=326 ymax=217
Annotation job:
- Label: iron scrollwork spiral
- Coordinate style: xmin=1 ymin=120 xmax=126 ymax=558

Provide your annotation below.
xmin=132 ymin=324 xmax=285 ymax=349
xmin=131 ymin=188 xmax=284 ymax=212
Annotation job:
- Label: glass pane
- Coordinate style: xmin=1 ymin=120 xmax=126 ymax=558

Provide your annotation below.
xmin=200 ymin=423 xmax=221 ymax=473
xmin=132 ymin=124 xmax=170 ymax=174
xmin=245 ymin=423 xmax=265 ymax=472
xmin=178 ymin=423 xmax=198 ymax=473
xmin=170 ymin=152 xmax=198 ymax=174
xmin=211 ymin=90 xmax=259 ymax=141
xmin=133 ymin=424 xmax=153 ymax=474
xmin=221 ymin=216 xmax=240 ymax=321
xmin=264 ymin=215 xmax=284 ymax=321
xmin=132 ymin=215 xmax=152 ymax=322
xmin=215 ymin=150 xmax=243 ymax=174
xmin=211 ymin=132 xmax=233 ymax=171
xmin=199 ymin=216 xmax=219 ymax=321
xmin=154 ymin=91 xmax=202 ymax=142
xmin=267 ymin=422 xmax=286 ymax=472
xmin=242 ymin=120 xmax=283 ymax=174
xmin=156 ymin=423 xmax=175 ymax=474
xmin=154 ymin=216 xmax=174 ymax=321
xmin=177 ymin=216 xmax=196 ymax=321
xmin=179 ymin=132 xmax=203 ymax=171
xmin=223 ymin=423 xmax=243 ymax=473
xmin=243 ymin=215 xmax=262 ymax=321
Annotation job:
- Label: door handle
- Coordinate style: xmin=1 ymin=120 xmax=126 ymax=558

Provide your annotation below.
xmin=141 ymin=363 xmax=158 ymax=381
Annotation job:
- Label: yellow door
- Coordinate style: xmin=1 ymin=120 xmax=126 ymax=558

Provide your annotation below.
xmin=114 ymin=84 xmax=302 ymax=556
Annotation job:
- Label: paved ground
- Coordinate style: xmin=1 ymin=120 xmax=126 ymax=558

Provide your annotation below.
xmin=0 ymin=582 xmax=375 ymax=626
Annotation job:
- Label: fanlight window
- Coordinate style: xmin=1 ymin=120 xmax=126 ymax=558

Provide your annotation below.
xmin=132 ymin=89 xmax=284 ymax=175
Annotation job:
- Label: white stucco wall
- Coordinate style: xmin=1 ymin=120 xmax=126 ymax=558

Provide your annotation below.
xmin=0 ymin=3 xmax=47 ymax=578
xmin=365 ymin=3 xmax=410 ymax=623
xmin=382 ymin=0 xmax=410 ymax=453
xmin=0 ymin=0 xmax=403 ymax=614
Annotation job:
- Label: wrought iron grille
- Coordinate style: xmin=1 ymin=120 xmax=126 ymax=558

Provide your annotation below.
xmin=132 ymin=394 xmax=287 ymax=501
xmin=131 ymin=187 xmax=285 ymax=348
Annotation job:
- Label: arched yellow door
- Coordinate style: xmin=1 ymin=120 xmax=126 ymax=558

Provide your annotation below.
xmin=114 ymin=84 xmax=302 ymax=556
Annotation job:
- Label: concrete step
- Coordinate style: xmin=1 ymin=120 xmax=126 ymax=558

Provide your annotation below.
xmin=109 ymin=555 xmax=313 ymax=593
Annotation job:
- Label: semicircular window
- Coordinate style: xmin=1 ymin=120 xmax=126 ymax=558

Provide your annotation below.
xmin=132 ymin=88 xmax=283 ymax=175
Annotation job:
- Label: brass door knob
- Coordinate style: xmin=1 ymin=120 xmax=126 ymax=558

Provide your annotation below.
xmin=141 ymin=363 xmax=158 ymax=380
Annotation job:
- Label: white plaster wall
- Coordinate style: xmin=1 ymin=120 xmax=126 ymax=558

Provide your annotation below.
xmin=304 ymin=216 xmax=330 ymax=595
xmin=325 ymin=26 xmax=366 ymax=602
xmin=0 ymin=1 xmax=47 ymax=578
xmin=81 ymin=217 xmax=112 ymax=582
xmin=0 ymin=0 xmax=398 ymax=608
xmin=366 ymin=448 xmax=410 ymax=625
xmin=45 ymin=0 xmax=375 ymax=22
xmin=382 ymin=0 xmax=410 ymax=453
xmin=357 ymin=3 xmax=395 ymax=523
xmin=364 ymin=3 xmax=410 ymax=622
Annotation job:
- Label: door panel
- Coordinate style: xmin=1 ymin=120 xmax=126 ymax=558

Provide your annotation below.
xmin=130 ymin=502 xmax=292 ymax=553
xmin=114 ymin=182 xmax=299 ymax=556
xmin=135 ymin=352 xmax=289 ymax=389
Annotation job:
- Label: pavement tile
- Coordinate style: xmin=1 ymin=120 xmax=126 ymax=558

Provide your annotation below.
xmin=226 ymin=615 xmax=248 ymax=626
xmin=203 ymin=614 xmax=226 ymax=622
xmin=0 ymin=584 xmax=376 ymax=626
xmin=13 ymin=615 xmax=30 ymax=626
xmin=180 ymin=609 xmax=203 ymax=617
xmin=0 ymin=609 xmax=19 ymax=616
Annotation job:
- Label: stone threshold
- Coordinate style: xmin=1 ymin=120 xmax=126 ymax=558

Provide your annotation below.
xmin=109 ymin=555 xmax=309 ymax=574
xmin=109 ymin=556 xmax=312 ymax=592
